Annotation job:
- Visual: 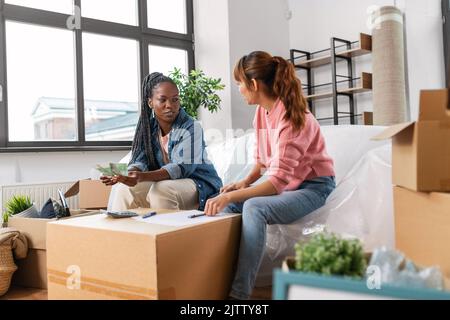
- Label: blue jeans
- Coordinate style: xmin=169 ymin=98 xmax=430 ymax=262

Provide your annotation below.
xmin=223 ymin=176 xmax=336 ymax=299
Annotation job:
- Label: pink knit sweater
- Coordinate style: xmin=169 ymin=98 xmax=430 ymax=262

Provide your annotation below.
xmin=253 ymin=99 xmax=335 ymax=194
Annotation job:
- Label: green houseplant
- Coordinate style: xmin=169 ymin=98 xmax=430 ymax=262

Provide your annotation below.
xmin=294 ymin=233 xmax=367 ymax=279
xmin=169 ymin=68 xmax=225 ymax=119
xmin=3 ymin=195 xmax=39 ymax=224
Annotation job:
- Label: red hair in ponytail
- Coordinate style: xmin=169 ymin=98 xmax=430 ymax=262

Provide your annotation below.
xmin=233 ymin=51 xmax=308 ymax=131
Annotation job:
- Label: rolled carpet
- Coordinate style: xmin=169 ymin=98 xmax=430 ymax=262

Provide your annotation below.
xmin=372 ymin=6 xmax=408 ymax=125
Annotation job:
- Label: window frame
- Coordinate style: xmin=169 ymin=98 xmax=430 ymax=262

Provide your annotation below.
xmin=0 ymin=0 xmax=195 ymax=152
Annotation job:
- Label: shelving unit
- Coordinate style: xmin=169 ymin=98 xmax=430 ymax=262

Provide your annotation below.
xmin=290 ymin=33 xmax=372 ymax=125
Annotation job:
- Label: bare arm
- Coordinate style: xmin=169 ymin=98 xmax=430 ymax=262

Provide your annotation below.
xmin=226 ymin=180 xmax=277 ymax=203
xmin=221 ymin=162 xmax=265 ymax=193
xmin=137 ymin=169 xmax=170 ymax=182
xmin=204 ymin=180 xmax=277 ymax=216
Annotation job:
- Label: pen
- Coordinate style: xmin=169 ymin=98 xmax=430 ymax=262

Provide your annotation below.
xmin=142 ymin=211 xmax=157 ymax=219
xmin=188 ymin=213 xmax=206 ymax=219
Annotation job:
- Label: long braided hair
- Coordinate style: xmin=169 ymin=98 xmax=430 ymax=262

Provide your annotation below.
xmin=129 ymin=72 xmax=177 ymax=171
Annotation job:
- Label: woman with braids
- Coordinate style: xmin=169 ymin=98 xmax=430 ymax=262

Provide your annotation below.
xmin=102 ymin=72 xmax=222 ymax=211
xmin=204 ymin=51 xmax=336 ymax=299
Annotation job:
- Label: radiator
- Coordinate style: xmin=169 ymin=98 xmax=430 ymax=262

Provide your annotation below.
xmin=0 ymin=181 xmax=79 ymax=213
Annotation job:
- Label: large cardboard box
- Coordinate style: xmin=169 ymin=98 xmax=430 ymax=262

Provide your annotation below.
xmin=394 ymin=186 xmax=450 ymax=277
xmin=373 ymin=89 xmax=450 ymax=192
xmin=8 ymin=210 xmax=99 ymax=289
xmin=46 ymin=210 xmax=241 ymax=300
xmin=65 ymin=179 xmax=111 ymax=209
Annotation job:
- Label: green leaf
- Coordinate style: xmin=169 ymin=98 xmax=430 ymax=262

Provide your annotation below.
xmin=5 ymin=195 xmax=34 ymax=216
xmin=168 ymin=67 xmax=225 ymax=119
xmin=294 ymin=233 xmax=367 ymax=279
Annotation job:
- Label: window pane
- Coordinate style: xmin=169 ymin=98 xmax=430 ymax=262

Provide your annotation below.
xmin=149 ymin=45 xmax=188 ymax=76
xmin=83 ymin=33 xmax=139 ymax=141
xmin=147 ymin=0 xmax=187 ymax=34
xmin=6 ymin=21 xmax=76 ymax=141
xmin=82 ymin=0 xmax=138 ymax=26
xmin=5 ymin=0 xmax=73 ymax=14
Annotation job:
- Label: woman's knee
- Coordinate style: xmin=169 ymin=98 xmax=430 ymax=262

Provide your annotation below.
xmin=242 ymin=198 xmax=268 ymax=222
xmin=148 ymin=181 xmax=178 ymax=209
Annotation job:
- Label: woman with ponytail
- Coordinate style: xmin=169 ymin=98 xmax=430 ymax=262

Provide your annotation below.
xmin=102 ymin=72 xmax=222 ymax=211
xmin=204 ymin=51 xmax=336 ymax=299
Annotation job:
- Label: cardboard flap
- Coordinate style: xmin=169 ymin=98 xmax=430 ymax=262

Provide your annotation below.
xmin=64 ymin=181 xmax=80 ymax=198
xmin=371 ymin=122 xmax=415 ymax=140
xmin=418 ymin=89 xmax=450 ymax=121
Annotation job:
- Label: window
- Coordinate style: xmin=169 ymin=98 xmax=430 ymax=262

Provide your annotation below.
xmin=149 ymin=45 xmax=188 ymax=75
xmin=82 ymin=0 xmax=138 ymax=26
xmin=5 ymin=0 xmax=73 ymax=14
xmin=83 ymin=33 xmax=139 ymax=141
xmin=147 ymin=0 xmax=187 ymax=34
xmin=0 ymin=0 xmax=194 ymax=150
xmin=6 ymin=21 xmax=76 ymax=141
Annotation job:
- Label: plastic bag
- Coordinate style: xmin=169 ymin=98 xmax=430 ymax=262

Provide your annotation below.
xmin=263 ymin=144 xmax=394 ymax=263
xmin=368 ymin=247 xmax=444 ymax=290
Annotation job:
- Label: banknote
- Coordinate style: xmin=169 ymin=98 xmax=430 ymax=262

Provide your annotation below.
xmin=96 ymin=163 xmax=128 ymax=176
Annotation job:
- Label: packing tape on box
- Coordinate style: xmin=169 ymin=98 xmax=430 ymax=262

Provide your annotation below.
xmin=48 ymin=269 xmax=176 ymax=300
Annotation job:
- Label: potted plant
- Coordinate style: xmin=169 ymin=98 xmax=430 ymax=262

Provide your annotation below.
xmin=4 ymin=195 xmax=39 ymax=222
xmin=288 ymin=232 xmax=367 ymax=278
xmin=169 ymin=68 xmax=225 ymax=119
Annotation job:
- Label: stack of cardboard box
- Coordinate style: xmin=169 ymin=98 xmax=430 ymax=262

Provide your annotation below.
xmin=373 ymin=89 xmax=450 ymax=277
xmin=7 ymin=179 xmax=110 ymax=290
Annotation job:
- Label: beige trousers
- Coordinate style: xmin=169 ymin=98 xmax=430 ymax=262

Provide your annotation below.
xmin=109 ymin=179 xmax=199 ymax=211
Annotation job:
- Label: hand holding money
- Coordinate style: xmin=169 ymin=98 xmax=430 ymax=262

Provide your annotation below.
xmin=96 ymin=163 xmax=128 ymax=177
xmin=100 ymin=170 xmax=142 ymax=187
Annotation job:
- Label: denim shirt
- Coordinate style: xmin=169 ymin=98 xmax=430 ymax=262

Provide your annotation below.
xmin=128 ymin=109 xmax=222 ymax=210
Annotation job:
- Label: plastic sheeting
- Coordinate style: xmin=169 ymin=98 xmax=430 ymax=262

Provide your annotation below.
xmin=107 ymin=125 xmax=395 ymax=285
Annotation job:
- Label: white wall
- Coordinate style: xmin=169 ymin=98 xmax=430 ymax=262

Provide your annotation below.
xmin=0 ymin=150 xmax=128 ymax=185
xmin=398 ymin=0 xmax=446 ymax=119
xmin=194 ymin=0 xmax=233 ymax=140
xmin=287 ymin=0 xmax=445 ymax=122
xmin=228 ymin=0 xmax=291 ymax=131
xmin=195 ymin=0 xmax=291 ymax=134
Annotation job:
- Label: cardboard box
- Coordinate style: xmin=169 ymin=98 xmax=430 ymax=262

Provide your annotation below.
xmin=373 ymin=89 xmax=450 ymax=192
xmin=46 ymin=210 xmax=241 ymax=300
xmin=8 ymin=210 xmax=99 ymax=289
xmin=394 ymin=186 xmax=450 ymax=278
xmin=65 ymin=179 xmax=112 ymax=209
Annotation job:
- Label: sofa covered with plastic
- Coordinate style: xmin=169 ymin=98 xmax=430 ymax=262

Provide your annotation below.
xmin=206 ymin=125 xmax=394 ymax=284
xmin=109 ymin=125 xmax=394 ymax=285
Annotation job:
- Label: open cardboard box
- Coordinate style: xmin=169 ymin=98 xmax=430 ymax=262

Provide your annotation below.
xmin=372 ymin=89 xmax=450 ymax=192
xmin=64 ymin=179 xmax=112 ymax=210
xmin=8 ymin=209 xmax=100 ymax=289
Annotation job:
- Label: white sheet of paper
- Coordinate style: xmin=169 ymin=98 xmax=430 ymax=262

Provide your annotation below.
xmin=132 ymin=210 xmax=233 ymax=227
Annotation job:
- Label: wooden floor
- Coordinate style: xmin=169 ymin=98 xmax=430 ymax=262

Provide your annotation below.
xmin=1 ymin=285 xmax=272 ymax=300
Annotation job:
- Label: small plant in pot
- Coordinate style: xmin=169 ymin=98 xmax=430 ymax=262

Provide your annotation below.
xmin=4 ymin=195 xmax=39 ymax=223
xmin=294 ymin=233 xmax=367 ymax=279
